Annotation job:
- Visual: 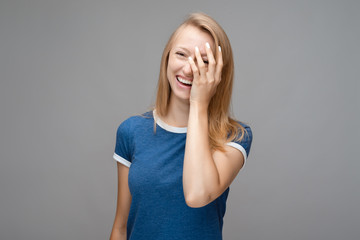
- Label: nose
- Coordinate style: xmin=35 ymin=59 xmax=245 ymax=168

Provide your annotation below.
xmin=183 ymin=61 xmax=192 ymax=77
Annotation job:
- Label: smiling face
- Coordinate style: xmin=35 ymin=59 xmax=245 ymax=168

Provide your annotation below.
xmin=166 ymin=25 xmax=215 ymax=103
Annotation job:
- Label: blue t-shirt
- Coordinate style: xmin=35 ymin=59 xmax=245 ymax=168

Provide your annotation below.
xmin=113 ymin=110 xmax=252 ymax=240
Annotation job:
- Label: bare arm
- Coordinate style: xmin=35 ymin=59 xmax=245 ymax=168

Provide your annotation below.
xmin=110 ymin=162 xmax=132 ymax=240
xmin=183 ymin=43 xmax=245 ymax=208
xmin=183 ymin=102 xmax=244 ymax=208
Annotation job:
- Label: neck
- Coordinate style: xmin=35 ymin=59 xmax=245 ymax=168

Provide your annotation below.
xmin=162 ymin=94 xmax=190 ymax=127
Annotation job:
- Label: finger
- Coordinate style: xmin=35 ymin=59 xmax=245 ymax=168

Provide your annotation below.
xmin=188 ymin=56 xmax=199 ymax=80
xmin=215 ymin=45 xmax=223 ymax=84
xmin=194 ymin=46 xmax=206 ymax=77
xmin=205 ymin=42 xmax=216 ymax=78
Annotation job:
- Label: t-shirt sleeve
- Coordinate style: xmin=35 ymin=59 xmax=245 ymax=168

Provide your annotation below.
xmin=225 ymin=124 xmax=253 ymax=170
xmin=113 ymin=119 xmax=133 ymax=168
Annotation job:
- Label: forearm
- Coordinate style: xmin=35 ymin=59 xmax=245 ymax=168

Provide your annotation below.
xmin=183 ymin=102 xmax=220 ymax=206
xmin=110 ymin=227 xmax=126 ymax=240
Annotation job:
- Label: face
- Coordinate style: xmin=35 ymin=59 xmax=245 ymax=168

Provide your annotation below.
xmin=167 ymin=25 xmax=215 ymax=103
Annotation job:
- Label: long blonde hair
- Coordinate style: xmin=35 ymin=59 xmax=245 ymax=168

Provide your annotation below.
xmin=154 ymin=12 xmax=247 ymax=152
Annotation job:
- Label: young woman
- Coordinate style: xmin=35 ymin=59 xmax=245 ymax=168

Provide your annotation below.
xmin=110 ymin=12 xmax=253 ymax=240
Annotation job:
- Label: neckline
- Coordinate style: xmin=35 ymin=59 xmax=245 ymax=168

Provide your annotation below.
xmin=153 ymin=109 xmax=187 ymax=134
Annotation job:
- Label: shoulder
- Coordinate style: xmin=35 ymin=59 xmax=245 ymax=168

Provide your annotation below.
xmin=236 ymin=121 xmax=252 ymax=141
xmin=116 ymin=110 xmax=154 ymax=133
xmin=227 ymin=119 xmax=252 ymax=141
xmin=231 ymin=120 xmax=253 ymax=155
xmin=227 ymin=120 xmax=253 ymax=158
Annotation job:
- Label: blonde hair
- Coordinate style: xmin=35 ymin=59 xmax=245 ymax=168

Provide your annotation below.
xmin=154 ymin=12 xmax=247 ymax=152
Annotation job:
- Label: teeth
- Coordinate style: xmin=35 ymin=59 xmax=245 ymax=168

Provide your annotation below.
xmin=177 ymin=77 xmax=192 ymax=85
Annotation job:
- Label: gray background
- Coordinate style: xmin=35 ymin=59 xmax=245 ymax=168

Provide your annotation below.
xmin=0 ymin=0 xmax=359 ymax=239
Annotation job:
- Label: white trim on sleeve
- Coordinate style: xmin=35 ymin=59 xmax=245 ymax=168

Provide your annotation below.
xmin=113 ymin=153 xmax=131 ymax=168
xmin=226 ymin=142 xmax=247 ymax=170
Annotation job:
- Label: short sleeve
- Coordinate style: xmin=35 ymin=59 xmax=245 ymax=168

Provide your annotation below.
xmin=226 ymin=124 xmax=253 ymax=170
xmin=113 ymin=119 xmax=133 ymax=168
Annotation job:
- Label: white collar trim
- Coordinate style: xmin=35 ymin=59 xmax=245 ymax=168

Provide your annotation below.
xmin=153 ymin=109 xmax=187 ymax=134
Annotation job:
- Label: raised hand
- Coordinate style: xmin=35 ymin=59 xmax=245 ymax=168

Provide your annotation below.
xmin=188 ymin=42 xmax=223 ymax=107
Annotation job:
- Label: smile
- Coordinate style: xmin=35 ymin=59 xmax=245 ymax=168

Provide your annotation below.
xmin=176 ymin=76 xmax=193 ymax=86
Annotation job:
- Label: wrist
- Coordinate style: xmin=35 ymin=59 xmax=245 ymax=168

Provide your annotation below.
xmin=189 ymin=99 xmax=209 ymax=111
xmin=189 ymin=100 xmax=209 ymax=117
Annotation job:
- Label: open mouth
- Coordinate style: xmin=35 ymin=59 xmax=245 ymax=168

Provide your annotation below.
xmin=176 ymin=76 xmax=192 ymax=86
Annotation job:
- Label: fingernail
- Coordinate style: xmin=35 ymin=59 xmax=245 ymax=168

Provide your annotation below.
xmin=218 ymin=46 xmax=221 ymax=52
xmin=188 ymin=56 xmax=193 ymax=61
xmin=195 ymin=46 xmax=199 ymax=52
xmin=206 ymin=42 xmax=210 ymax=49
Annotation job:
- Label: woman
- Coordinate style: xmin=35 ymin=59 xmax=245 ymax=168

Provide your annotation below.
xmin=110 ymin=12 xmax=253 ymax=240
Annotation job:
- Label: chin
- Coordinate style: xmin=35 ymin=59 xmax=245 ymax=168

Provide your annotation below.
xmin=170 ymin=91 xmax=191 ymax=103
xmin=168 ymin=81 xmax=191 ymax=103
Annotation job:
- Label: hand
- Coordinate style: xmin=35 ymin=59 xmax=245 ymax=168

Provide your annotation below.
xmin=188 ymin=42 xmax=223 ymax=107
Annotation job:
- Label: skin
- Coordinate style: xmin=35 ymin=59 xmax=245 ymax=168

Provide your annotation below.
xmin=110 ymin=162 xmax=131 ymax=240
xmin=110 ymin=25 xmax=245 ymax=239
xmin=165 ymin=25 xmax=245 ymax=207
xmin=165 ymin=25 xmax=216 ymax=126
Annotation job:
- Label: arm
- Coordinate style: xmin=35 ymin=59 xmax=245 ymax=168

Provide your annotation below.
xmin=183 ymin=43 xmax=245 ymax=208
xmin=183 ymin=103 xmax=244 ymax=208
xmin=110 ymin=162 xmax=132 ymax=240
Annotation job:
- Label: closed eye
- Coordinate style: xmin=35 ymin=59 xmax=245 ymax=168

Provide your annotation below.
xmin=176 ymin=51 xmax=208 ymax=64
xmin=176 ymin=52 xmax=186 ymax=57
